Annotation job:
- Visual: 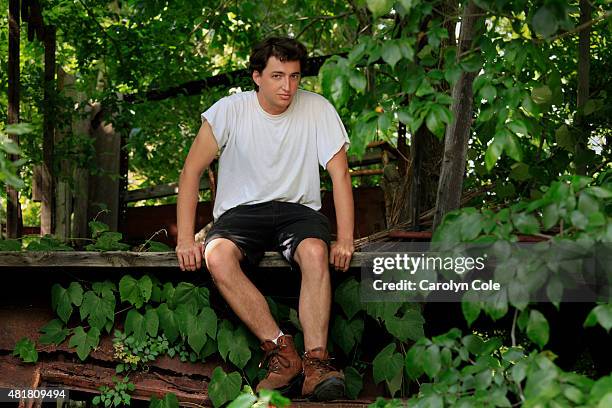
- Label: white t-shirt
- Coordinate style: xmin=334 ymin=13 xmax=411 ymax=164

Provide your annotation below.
xmin=201 ymin=89 xmax=349 ymax=220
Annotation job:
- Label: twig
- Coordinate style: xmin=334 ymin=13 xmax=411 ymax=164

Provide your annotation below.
xmin=542 ymin=9 xmax=612 ymax=43
xmin=295 ymin=12 xmax=352 ymax=39
xmin=511 ymin=308 xmax=518 ymax=347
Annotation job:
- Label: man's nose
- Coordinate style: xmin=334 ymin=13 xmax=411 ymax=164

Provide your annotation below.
xmin=282 ymin=76 xmax=290 ymax=90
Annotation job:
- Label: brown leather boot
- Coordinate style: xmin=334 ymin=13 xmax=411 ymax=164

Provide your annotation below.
xmin=255 ymin=335 xmax=303 ymax=394
xmin=302 ymin=347 xmax=345 ymax=401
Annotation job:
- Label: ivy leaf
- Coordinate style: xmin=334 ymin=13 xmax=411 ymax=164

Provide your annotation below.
xmin=344 ymin=366 xmax=363 ymax=399
xmin=80 ymin=290 xmax=115 ymax=331
xmin=372 ymin=343 xmax=403 ymax=384
xmin=157 ymin=303 xmax=179 ymax=343
xmin=145 ymin=308 xmax=159 ymax=337
xmin=51 ymin=284 xmax=74 ymax=323
xmin=125 ymin=309 xmax=147 ymax=343
xmin=526 ymin=309 xmax=549 ymax=348
xmin=332 ymin=316 xmax=364 ymax=354
xmin=187 ymin=307 xmax=217 ymax=354
xmin=171 ymin=282 xmax=209 ymax=311
xmin=88 ymin=220 xmax=109 ymax=238
xmin=38 ymin=319 xmax=70 ymax=345
xmin=147 ymin=241 xmax=172 ymax=252
xmin=12 ymin=337 xmax=38 ymax=363
xmin=584 ymin=304 xmax=612 ymax=332
xmin=120 ymin=275 xmax=153 ymax=308
xmin=334 ymin=278 xmax=361 ymax=319
xmin=485 ymin=135 xmax=504 ymax=171
xmin=69 ymin=326 xmax=100 ymax=361
xmin=384 ymin=309 xmax=424 ymax=341
xmin=217 ymin=320 xmax=234 ymax=361
xmin=86 ymin=231 xmax=130 ymax=251
xmin=462 ymin=292 xmax=481 ymax=326
xmin=366 ymin=0 xmax=394 ymax=18
xmin=227 ymin=393 xmax=257 ymax=408
xmin=208 ymin=367 xmax=242 ymax=408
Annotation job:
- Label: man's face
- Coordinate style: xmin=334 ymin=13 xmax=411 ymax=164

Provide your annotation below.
xmin=252 ymin=56 xmax=301 ymax=115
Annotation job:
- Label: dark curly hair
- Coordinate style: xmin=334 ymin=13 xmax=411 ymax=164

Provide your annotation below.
xmin=249 ymin=37 xmax=307 ymax=91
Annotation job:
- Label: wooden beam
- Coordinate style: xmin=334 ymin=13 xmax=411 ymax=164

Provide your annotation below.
xmin=0 ymin=251 xmax=381 ymax=268
xmin=122 ymin=177 xmax=211 ymax=203
xmin=6 ymin=0 xmax=23 ymax=239
xmin=123 ymin=54 xmax=344 ymax=103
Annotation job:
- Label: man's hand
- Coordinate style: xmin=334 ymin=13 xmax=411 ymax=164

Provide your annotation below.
xmin=175 ymin=241 xmax=204 ymax=271
xmin=330 ymin=237 xmax=354 ymax=272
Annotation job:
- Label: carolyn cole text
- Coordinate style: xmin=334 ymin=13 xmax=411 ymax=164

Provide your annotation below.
xmin=372 ymin=279 xmax=501 ymax=293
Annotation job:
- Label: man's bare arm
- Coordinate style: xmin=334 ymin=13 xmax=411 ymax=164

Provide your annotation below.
xmin=326 ymin=148 xmax=355 ymax=272
xmin=176 ymin=121 xmax=219 ymax=271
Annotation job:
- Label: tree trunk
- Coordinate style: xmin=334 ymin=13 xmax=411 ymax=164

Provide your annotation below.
xmin=575 ymin=0 xmax=591 ymax=175
xmin=41 ymin=25 xmax=56 ymax=235
xmin=6 ymin=0 xmax=23 ymax=239
xmin=433 ymin=1 xmax=483 ymax=230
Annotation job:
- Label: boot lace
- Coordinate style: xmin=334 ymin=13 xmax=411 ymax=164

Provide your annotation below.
xmin=259 ymin=344 xmax=291 ymax=374
xmin=304 ymin=349 xmax=336 ymax=374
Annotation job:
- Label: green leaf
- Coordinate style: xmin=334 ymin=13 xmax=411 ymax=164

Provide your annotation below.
xmin=381 ymin=41 xmax=401 ymax=68
xmin=147 ymin=241 xmax=172 ymax=252
xmin=88 ymin=221 xmax=110 ymax=238
xmin=218 ymin=324 xmax=251 ymax=369
xmin=366 ymin=0 xmax=394 ymax=18
xmin=171 ymin=282 xmax=209 ymax=310
xmin=331 ymin=75 xmax=349 ymax=108
xmin=208 ymin=367 xmax=242 ymax=408
xmin=480 ymin=85 xmax=497 ymax=101
xmin=38 ymin=319 xmax=70 ymax=345
xmin=555 ymin=125 xmax=575 ymax=152
xmin=384 ymin=309 xmax=424 ymax=341
xmin=335 ymin=278 xmax=361 ymax=320
xmin=526 ymin=309 xmax=549 ymax=348
xmin=348 ymin=70 xmax=366 ymax=92
xmin=344 ymin=366 xmax=363 ymax=399
xmin=542 ymin=204 xmax=559 ymax=230
xmin=585 ymin=186 xmax=612 ymax=199
xmin=86 ymin=231 xmax=130 ymax=251
xmin=532 ymin=85 xmax=552 ymax=105
xmin=512 ymin=213 xmax=540 ymax=235
xmin=227 ymin=393 xmax=257 ymax=408
xmin=157 ymin=304 xmax=179 ymax=342
xmin=119 ymin=275 xmax=152 ymax=308
xmin=52 ymin=284 xmax=74 ymax=323
xmin=462 ymin=295 xmax=481 ymax=326
xmin=0 ymin=239 xmax=21 ymax=251
xmin=332 ymin=316 xmax=364 ymax=354
xmin=584 ymin=305 xmax=612 ymax=332
xmin=149 ymin=392 xmax=179 ymax=408
xmin=69 ymin=326 xmax=100 ymax=361
xmin=187 ymin=307 xmax=217 ymax=354
xmin=372 ymin=343 xmax=403 ymax=384
xmin=145 ymin=308 xmax=159 ymax=337
xmin=415 ymin=80 xmax=435 ymax=97
xmin=423 ymin=345 xmax=441 ymax=378
xmin=405 ymin=345 xmax=425 ymax=379
xmin=125 ymin=309 xmax=147 ymax=343
xmin=578 ymin=192 xmax=599 ymax=215
xmin=80 ymin=290 xmax=115 ymax=331
xmin=12 ymin=337 xmax=38 ymax=363
xmin=485 ymin=135 xmax=504 ymax=171
xmin=532 ymin=6 xmax=558 ymax=38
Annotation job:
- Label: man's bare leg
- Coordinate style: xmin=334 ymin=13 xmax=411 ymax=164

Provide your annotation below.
xmin=204 ymin=238 xmax=280 ymax=341
xmin=294 ymin=238 xmax=331 ymax=351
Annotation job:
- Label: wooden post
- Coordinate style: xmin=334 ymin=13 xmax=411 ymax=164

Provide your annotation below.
xmin=41 ymin=25 xmax=56 ymax=235
xmin=433 ymin=1 xmax=483 ymax=230
xmin=55 ymin=68 xmax=75 ymax=240
xmin=6 ymin=0 xmax=23 ymax=239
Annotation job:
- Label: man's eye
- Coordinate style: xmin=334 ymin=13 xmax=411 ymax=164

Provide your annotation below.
xmin=272 ymin=74 xmax=281 ymax=79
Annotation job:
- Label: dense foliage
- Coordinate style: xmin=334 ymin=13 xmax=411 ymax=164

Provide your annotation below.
xmin=2 ymin=0 xmax=611 ymax=406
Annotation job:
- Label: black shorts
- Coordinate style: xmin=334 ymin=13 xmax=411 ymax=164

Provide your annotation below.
xmin=204 ymin=201 xmax=332 ymax=266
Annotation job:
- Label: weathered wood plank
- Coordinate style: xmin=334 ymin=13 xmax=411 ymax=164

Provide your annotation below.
xmin=122 ymin=177 xmax=210 ymax=202
xmin=0 ymin=251 xmax=379 ymax=268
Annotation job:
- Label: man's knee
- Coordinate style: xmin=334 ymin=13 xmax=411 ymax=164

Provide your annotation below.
xmin=294 ymin=238 xmax=328 ymax=267
xmin=204 ymin=238 xmax=242 ymax=284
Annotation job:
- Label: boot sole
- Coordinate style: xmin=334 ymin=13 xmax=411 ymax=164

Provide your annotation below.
xmin=310 ymin=377 xmax=345 ymax=401
xmin=278 ymin=373 xmax=304 ymax=398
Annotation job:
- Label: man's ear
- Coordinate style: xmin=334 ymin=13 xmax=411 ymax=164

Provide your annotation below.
xmin=252 ymin=71 xmax=261 ymax=87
